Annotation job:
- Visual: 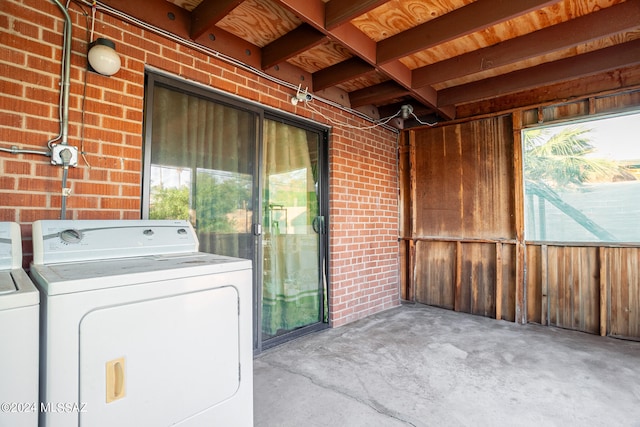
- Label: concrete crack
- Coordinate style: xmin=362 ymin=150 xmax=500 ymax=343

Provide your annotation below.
xmin=260 ymin=358 xmax=418 ymax=427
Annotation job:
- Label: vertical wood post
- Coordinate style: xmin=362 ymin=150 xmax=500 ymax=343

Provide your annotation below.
xmin=495 ymin=242 xmax=503 ymax=320
xmin=599 ymin=247 xmax=608 ymax=336
xmin=512 ymin=110 xmax=527 ymax=324
xmin=409 ymin=130 xmax=417 ymax=302
xmin=541 ymin=244 xmax=549 ymax=326
xmin=455 ymin=241 xmax=463 ymax=312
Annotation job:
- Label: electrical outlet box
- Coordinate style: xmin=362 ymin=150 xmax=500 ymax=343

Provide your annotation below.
xmin=51 ymin=144 xmax=78 ymax=167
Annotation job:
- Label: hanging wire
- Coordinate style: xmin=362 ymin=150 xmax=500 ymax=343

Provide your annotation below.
xmin=75 ymin=0 xmax=400 ymax=132
xmin=409 ymin=110 xmax=438 ymax=127
xmin=303 ymin=100 xmax=402 ymax=131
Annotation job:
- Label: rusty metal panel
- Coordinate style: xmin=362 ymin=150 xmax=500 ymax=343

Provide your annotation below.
xmin=546 ymin=246 xmax=600 ymax=334
xmin=415 ymin=241 xmax=456 ymax=310
xmin=606 ymin=247 xmax=640 ymax=339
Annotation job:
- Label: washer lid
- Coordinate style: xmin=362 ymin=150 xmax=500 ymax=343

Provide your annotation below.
xmin=0 ymin=269 xmax=39 ymax=310
xmin=0 ymin=272 xmax=17 ymax=295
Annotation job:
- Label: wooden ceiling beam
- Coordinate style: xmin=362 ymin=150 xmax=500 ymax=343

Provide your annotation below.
xmin=349 ymin=81 xmax=410 ymax=108
xmin=98 ymin=0 xmax=261 ymax=69
xmin=438 ymin=39 xmax=640 ymax=107
xmin=261 ymin=24 xmax=327 ymax=69
xmin=274 ymin=0 xmax=454 ymax=118
xmin=190 ymin=0 xmax=245 ymax=40
xmin=377 ymin=0 xmax=562 ymax=64
xmin=313 ymin=58 xmax=375 ymax=91
xmin=325 ymin=0 xmax=389 ymax=30
xmin=413 ymin=0 xmax=640 ymax=87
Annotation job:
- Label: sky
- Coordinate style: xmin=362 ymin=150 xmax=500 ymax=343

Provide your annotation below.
xmin=560 ymin=112 xmax=640 ymax=161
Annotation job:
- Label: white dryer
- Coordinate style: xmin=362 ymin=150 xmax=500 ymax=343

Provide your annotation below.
xmin=0 ymin=222 xmax=39 ymax=427
xmin=30 ymin=220 xmax=253 ymax=427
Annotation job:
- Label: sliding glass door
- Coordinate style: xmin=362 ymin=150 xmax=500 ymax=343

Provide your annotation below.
xmin=143 ymin=74 xmax=328 ymax=351
xmin=144 ymin=82 xmax=256 ymax=262
xmin=261 ymin=119 xmax=326 ymax=344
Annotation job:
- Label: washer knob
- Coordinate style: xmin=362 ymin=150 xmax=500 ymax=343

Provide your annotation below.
xmin=60 ymin=229 xmax=82 ymax=244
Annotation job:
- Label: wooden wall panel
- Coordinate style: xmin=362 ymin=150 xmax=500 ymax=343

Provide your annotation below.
xmin=414 ymin=241 xmax=456 ymax=310
xmin=498 ymin=243 xmax=517 ymax=322
xmin=460 ymin=117 xmax=514 ymax=239
xmin=413 ymin=116 xmax=515 ymax=239
xmin=605 ymin=247 xmax=640 ymax=339
xmin=525 ymin=244 xmax=543 ymax=324
xmin=458 ymin=242 xmax=496 ymax=317
xmin=545 ymin=246 xmax=600 ymax=334
xmin=414 ymin=126 xmax=462 ymax=237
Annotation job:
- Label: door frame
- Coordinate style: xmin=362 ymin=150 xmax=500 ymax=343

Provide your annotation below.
xmin=257 ymin=113 xmax=330 ymax=352
xmin=142 ymin=70 xmax=330 ymax=355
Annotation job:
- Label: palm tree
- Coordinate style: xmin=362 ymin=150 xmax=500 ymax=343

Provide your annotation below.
xmin=523 ymin=125 xmax=633 ymax=187
xmin=523 ymin=125 xmax=634 ymax=241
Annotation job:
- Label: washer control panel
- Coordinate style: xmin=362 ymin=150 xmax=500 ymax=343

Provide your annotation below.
xmin=0 ymin=222 xmax=21 ymax=270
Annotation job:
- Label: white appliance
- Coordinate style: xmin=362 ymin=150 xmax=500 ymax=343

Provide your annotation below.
xmin=0 ymin=222 xmax=39 ymax=427
xmin=30 ymin=220 xmax=253 ymax=427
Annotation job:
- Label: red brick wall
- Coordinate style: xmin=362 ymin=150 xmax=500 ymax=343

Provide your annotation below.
xmin=0 ymin=0 xmax=400 ymax=326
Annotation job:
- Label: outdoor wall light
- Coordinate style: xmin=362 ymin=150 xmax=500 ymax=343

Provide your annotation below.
xmin=87 ymin=38 xmax=121 ymax=76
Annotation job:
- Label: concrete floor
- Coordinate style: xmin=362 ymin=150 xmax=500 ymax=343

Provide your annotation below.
xmin=254 ymin=304 xmax=640 ymax=427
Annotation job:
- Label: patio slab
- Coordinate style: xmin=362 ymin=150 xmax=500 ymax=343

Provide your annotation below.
xmin=254 ymin=303 xmax=640 ymax=427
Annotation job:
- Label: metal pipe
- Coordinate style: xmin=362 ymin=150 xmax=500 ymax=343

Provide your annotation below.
xmin=0 ymin=146 xmax=50 ymax=156
xmin=51 ymin=0 xmax=72 ymax=147
xmin=60 ymin=167 xmax=69 ymax=219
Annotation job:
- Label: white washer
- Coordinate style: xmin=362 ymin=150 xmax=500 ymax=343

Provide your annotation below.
xmin=30 ymin=220 xmax=253 ymax=427
xmin=0 ymin=222 xmax=39 ymax=427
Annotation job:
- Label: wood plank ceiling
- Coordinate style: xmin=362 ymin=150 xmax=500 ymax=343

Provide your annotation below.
xmin=100 ymin=0 xmax=640 ymax=127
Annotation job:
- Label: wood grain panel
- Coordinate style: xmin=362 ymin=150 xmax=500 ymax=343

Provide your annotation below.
xmin=415 ymin=240 xmax=456 ymax=309
xmin=546 ymin=246 xmax=600 ymax=334
xmin=288 ymin=40 xmax=352 ymax=73
xmin=413 ymin=116 xmax=514 ymax=239
xmin=166 ymin=0 xmax=201 ymax=11
xmin=216 ymin=0 xmax=300 ymax=47
xmin=400 ymin=0 xmax=626 ymax=70
xmin=526 ymin=244 xmax=543 ymax=324
xmin=460 ymin=116 xmax=514 ymax=238
xmin=459 ymin=242 xmax=496 ymax=317
xmin=350 ymin=0 xmax=473 ymax=42
xmin=432 ymin=32 xmax=640 ymax=90
xmin=413 ymin=125 xmax=462 ymax=237
xmin=605 ymin=247 xmax=640 ymax=339
xmin=335 ymin=72 xmax=389 ymax=93
xmin=498 ymin=242 xmax=517 ymax=321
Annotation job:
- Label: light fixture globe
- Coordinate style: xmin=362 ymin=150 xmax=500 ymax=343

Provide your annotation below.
xmin=87 ymin=38 xmax=121 ymax=76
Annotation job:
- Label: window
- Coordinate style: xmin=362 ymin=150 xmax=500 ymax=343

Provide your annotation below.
xmin=523 ymin=112 xmax=640 ymax=243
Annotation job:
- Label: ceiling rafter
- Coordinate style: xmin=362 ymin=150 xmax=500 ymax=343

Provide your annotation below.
xmin=261 ymin=23 xmax=327 ymax=69
xmin=273 ymin=0 xmax=455 ymax=119
xmin=438 ymin=38 xmax=640 ymax=106
xmin=412 ymin=0 xmax=640 ymax=88
xmin=100 ymin=0 xmax=263 ymax=68
xmin=324 ymin=0 xmax=389 ymax=30
xmin=350 ymin=81 xmax=410 ymax=108
xmin=101 ymin=0 xmax=640 ymax=128
xmin=377 ymin=0 xmax=563 ymax=64
xmin=312 ymin=57 xmax=375 ymax=91
xmin=189 ymin=0 xmax=245 ymax=40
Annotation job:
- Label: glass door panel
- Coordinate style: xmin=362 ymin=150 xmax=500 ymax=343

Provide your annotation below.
xmin=147 ymin=84 xmax=255 ymax=261
xmin=261 ymin=119 xmax=323 ymax=340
